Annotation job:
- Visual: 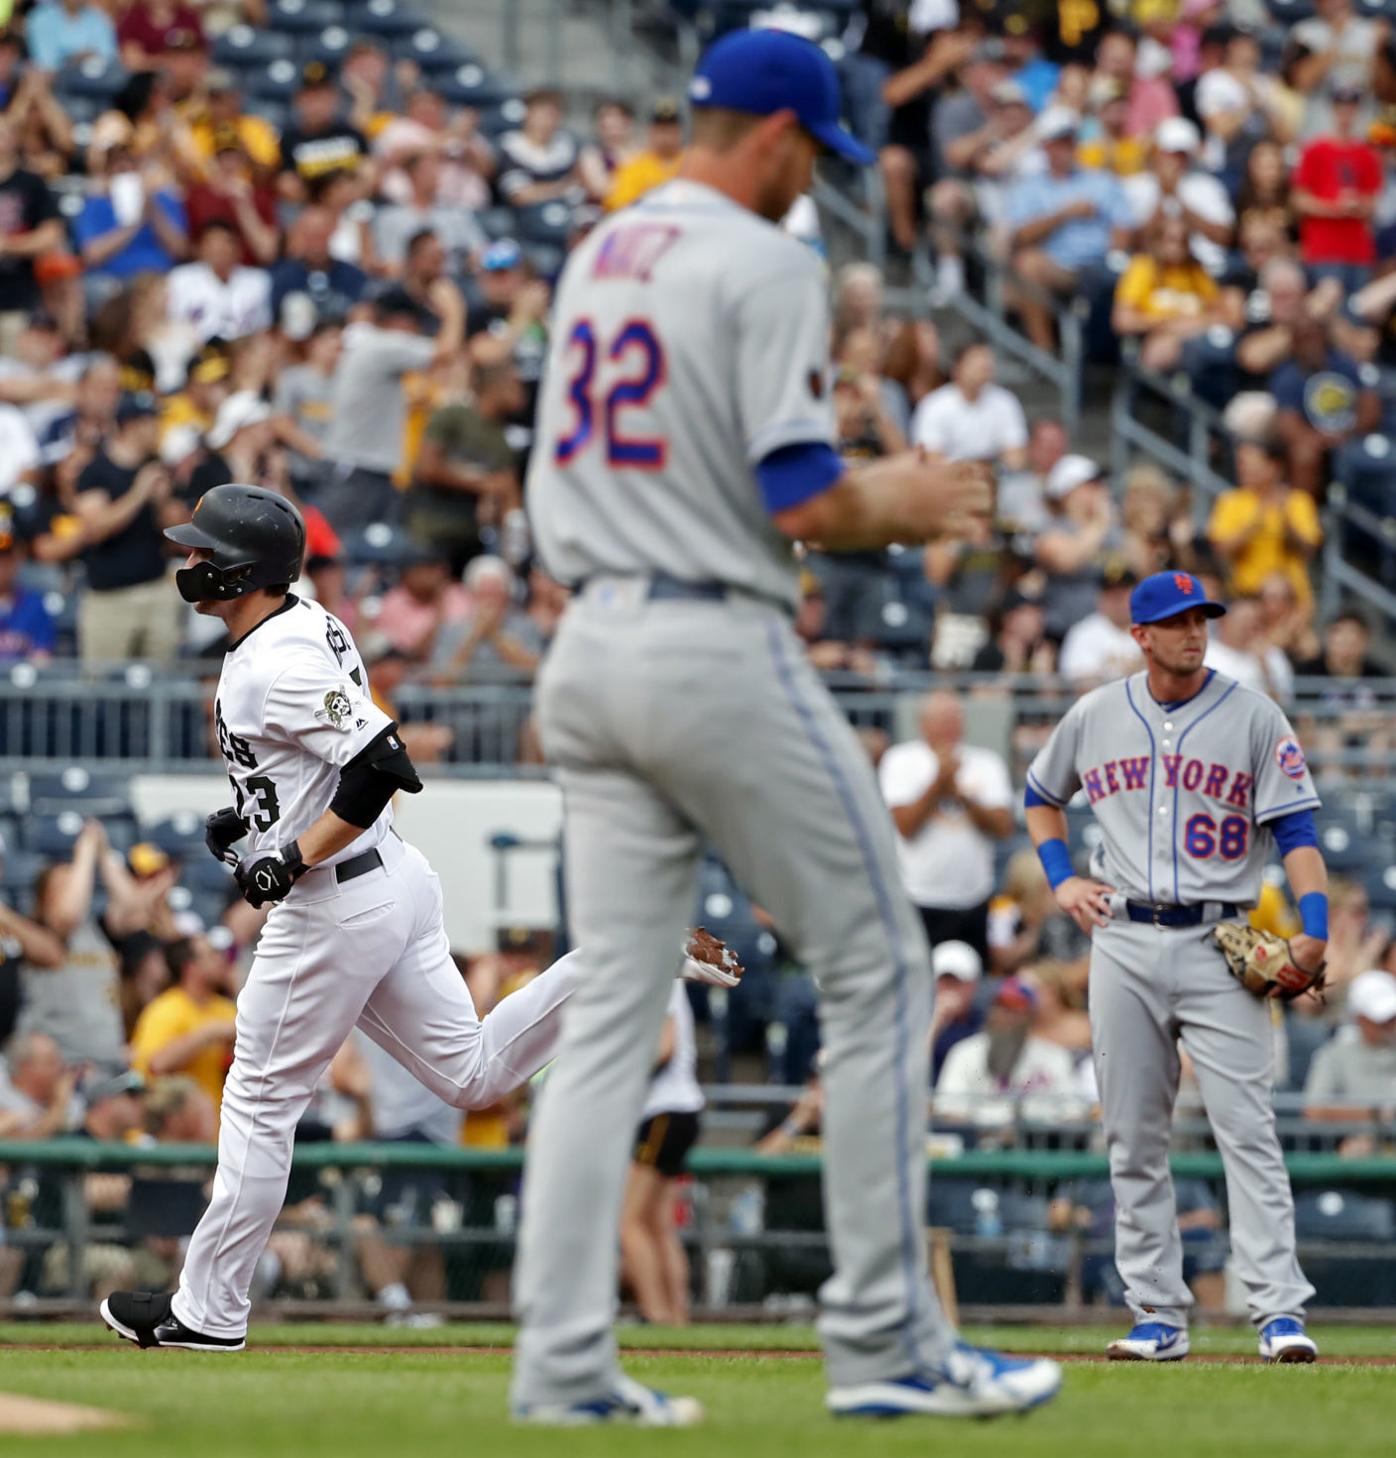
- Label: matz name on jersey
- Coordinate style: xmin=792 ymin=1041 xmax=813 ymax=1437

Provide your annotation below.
xmin=1083 ymin=757 xmax=1254 ymax=810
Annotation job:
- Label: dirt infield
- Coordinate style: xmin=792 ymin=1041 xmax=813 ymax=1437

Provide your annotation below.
xmin=9 ymin=1340 xmax=1396 ymax=1365
xmin=0 ymin=1392 xmax=136 ymax=1435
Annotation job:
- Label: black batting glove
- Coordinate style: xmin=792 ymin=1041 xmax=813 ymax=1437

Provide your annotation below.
xmin=205 ymin=806 xmax=248 ymax=866
xmin=235 ymin=841 xmax=309 ymax=908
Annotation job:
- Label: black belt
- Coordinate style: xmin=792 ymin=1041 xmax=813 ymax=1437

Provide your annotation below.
xmin=578 ymin=572 xmax=792 ymax=614
xmin=1125 ymin=900 xmax=1238 ymax=928
xmin=335 ymin=849 xmax=383 ymax=884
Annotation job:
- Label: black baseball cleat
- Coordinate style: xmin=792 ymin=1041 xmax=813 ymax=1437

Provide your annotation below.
xmin=99 ymin=1291 xmax=245 ymax=1352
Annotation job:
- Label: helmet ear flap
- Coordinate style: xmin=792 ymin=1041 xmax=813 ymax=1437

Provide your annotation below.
xmin=174 ymin=559 xmax=256 ymax=603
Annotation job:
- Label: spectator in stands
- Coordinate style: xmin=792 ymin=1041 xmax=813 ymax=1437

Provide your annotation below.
xmin=72 ymin=390 xmax=179 ymax=662
xmin=117 ymin=0 xmax=203 ymax=68
xmin=338 ymin=37 xmax=405 ymax=138
xmin=36 ymin=352 xmax=121 ymax=466
xmin=1256 ymin=570 xmax=1319 ymax=668
xmin=1035 ymin=454 xmax=1122 ymax=641
xmin=0 ymin=394 xmax=39 ymax=498
xmin=1119 ymin=463 xmax=1200 ymax=579
xmin=1007 ymin=109 xmax=1132 ymax=352
xmin=183 ymin=131 xmax=279 ymax=268
xmin=910 ymin=341 xmax=1027 ymax=468
xmin=1293 ymin=85 xmax=1382 ymax=294
xmin=879 ymin=689 xmax=1013 ymax=960
xmin=1058 ymin=560 xmax=1141 ymax=688
xmin=1112 ymin=214 xmax=1232 ymax=372
xmin=0 ymin=855 xmax=65 ymax=1042
xmin=1303 ymin=970 xmax=1396 ymax=1137
xmin=373 ymin=542 xmax=470 ymax=661
xmin=130 ymin=934 xmax=236 ymax=1111
xmin=406 ymin=358 xmax=523 ymax=577
xmin=1077 ymin=81 xmax=1145 ymax=180
xmin=1269 ymin=316 xmax=1380 ymax=497
xmin=0 ymin=116 xmax=65 ymax=353
xmin=1232 ymin=258 xmax=1331 ymax=393
xmin=0 ymin=526 xmax=55 ymax=662
xmin=319 ymin=278 xmax=465 ymax=532
xmin=1204 ymin=593 xmax=1294 ymax=699
xmin=0 ymin=1030 xmax=76 ymax=1137
xmin=1295 ymin=610 xmax=1386 ymax=692
xmin=462 ymin=240 xmax=550 ymax=404
xmin=1234 ymin=140 xmax=1296 ymax=248
xmin=929 ymin=939 xmax=985 ymax=1085
xmin=1193 ymin=27 xmax=1299 ymax=179
xmin=935 ymin=977 xmax=1086 ymax=1128
xmin=302 ymin=552 xmax=356 ymax=634
xmin=375 ymin=156 xmax=488 ymax=276
xmin=1207 ymin=438 xmax=1322 ymax=609
xmin=433 ymin=555 xmax=543 ymax=681
xmin=166 ymin=219 xmax=272 ymax=346
xmin=579 ymin=98 xmax=636 ymax=201
xmin=20 ymin=818 xmax=154 ymax=1069
xmin=495 ymin=87 xmax=582 ymax=212
xmin=1093 ymin=26 xmax=1178 ymax=138
xmin=1288 ymin=0 xmax=1381 ymax=142
xmin=279 ymin=63 xmax=370 ymax=203
xmin=269 ymin=205 xmax=367 ymax=325
xmin=273 ymin=321 xmax=339 ymax=496
xmin=74 ymin=142 xmax=188 ymax=300
xmin=998 ymin=416 xmax=1066 ymax=537
xmin=186 ymin=69 xmax=281 ymax=176
xmin=1123 ymin=117 xmax=1234 ymax=278
xmin=605 ymin=98 xmax=684 ymax=212
xmin=26 ymin=0 xmax=118 ymax=73
xmin=970 ymin=584 xmax=1054 ymax=677
xmin=374 ymin=88 xmax=493 ymax=211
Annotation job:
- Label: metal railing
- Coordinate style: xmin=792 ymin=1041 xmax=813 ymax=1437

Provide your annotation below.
xmin=3 ymin=1137 xmax=1394 ymax=1315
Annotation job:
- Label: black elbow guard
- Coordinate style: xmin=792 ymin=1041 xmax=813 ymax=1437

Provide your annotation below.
xmin=331 ymin=724 xmax=423 ymax=828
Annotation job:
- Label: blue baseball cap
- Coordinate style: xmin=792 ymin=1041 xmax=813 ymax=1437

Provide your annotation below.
xmin=688 ymin=29 xmax=874 ymax=166
xmin=481 ymin=238 xmax=523 ymax=272
xmin=1130 ymin=571 xmax=1227 ymax=625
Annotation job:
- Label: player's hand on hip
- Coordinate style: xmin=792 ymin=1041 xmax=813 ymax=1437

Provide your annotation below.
xmin=1054 ymin=875 xmax=1116 ymax=936
xmin=205 ymin=805 xmax=248 ymax=866
xmin=235 ymin=841 xmax=308 ymax=909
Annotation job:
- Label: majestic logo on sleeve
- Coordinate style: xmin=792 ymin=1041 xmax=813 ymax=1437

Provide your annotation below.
xmin=316 ymin=688 xmax=354 ymax=731
xmin=1275 ymin=737 xmax=1307 ymax=781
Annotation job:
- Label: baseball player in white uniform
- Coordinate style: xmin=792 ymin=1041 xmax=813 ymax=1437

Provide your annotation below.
xmin=1025 ymin=570 xmax=1326 ymax=1364
xmin=96 ymin=484 xmax=738 ymax=1352
xmin=512 ymin=29 xmax=1061 ymax=1426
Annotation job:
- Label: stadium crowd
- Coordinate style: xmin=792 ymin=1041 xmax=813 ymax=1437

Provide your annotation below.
xmin=0 ymin=0 xmax=1395 ymax=1313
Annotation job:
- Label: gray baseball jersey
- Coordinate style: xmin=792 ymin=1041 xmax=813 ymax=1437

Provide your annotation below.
xmin=527 ymin=178 xmax=835 ymax=610
xmin=1026 ymin=668 xmax=1321 ymax=905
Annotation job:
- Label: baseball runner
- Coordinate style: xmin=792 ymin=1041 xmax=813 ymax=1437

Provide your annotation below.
xmin=1024 ymin=570 xmax=1326 ymax=1364
xmin=95 ymin=484 xmax=740 ymax=1352
xmin=512 ymin=29 xmax=1061 ymax=1426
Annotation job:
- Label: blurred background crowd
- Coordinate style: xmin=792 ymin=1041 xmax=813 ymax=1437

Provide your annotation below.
xmin=1 ymin=0 xmax=1395 ymax=1319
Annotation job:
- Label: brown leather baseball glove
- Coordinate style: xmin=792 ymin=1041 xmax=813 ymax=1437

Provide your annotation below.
xmin=1214 ymin=921 xmax=1326 ymax=1002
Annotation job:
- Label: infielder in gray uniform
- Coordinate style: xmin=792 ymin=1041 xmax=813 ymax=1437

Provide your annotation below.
xmin=1025 ymin=570 xmax=1326 ymax=1364
xmin=511 ymin=29 xmax=1061 ymax=1426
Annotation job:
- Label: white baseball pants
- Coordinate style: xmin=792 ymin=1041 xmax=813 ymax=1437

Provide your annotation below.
xmin=172 ymin=835 xmax=579 ymax=1338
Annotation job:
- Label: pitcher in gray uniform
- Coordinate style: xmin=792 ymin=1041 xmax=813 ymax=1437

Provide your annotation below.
xmin=1025 ymin=570 xmax=1327 ymax=1365
xmin=511 ymin=28 xmax=1062 ymax=1427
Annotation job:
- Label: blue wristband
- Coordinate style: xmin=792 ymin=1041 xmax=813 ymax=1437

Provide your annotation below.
xmin=1298 ymin=892 xmax=1328 ymax=941
xmin=1037 ymin=839 xmax=1074 ymax=890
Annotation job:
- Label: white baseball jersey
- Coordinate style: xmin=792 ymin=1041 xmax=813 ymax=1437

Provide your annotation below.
xmin=527 ymin=179 xmax=836 ymax=610
xmin=641 ymin=982 xmax=704 ymax=1121
xmin=1027 ymin=668 xmax=1321 ymax=906
xmin=212 ymin=594 xmax=395 ymax=865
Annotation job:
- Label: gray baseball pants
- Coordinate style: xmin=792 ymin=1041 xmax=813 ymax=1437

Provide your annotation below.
xmin=1089 ymin=917 xmax=1314 ymax=1328
xmin=511 ymin=586 xmax=957 ymax=1407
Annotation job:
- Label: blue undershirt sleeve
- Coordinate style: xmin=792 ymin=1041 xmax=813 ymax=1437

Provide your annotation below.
xmin=755 ymin=440 xmax=845 ymax=513
xmin=1270 ymin=808 xmax=1318 ymax=855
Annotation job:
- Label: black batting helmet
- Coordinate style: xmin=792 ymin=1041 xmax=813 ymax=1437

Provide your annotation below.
xmin=165 ymin=484 xmax=306 ymax=604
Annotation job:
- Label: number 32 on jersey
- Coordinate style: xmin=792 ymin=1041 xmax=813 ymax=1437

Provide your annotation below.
xmin=554 ymin=319 xmax=667 ymax=469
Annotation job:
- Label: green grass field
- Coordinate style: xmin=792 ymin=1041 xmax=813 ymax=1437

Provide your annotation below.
xmin=2 ymin=1323 xmax=1393 ymax=1456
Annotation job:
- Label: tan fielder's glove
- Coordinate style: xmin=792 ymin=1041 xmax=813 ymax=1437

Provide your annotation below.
xmin=1214 ymin=921 xmax=1326 ymax=1002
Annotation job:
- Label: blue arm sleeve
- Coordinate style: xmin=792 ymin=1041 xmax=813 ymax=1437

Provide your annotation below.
xmin=1024 ymin=785 xmax=1048 ymax=809
xmin=755 ymin=441 xmax=844 ymax=513
xmin=1270 ymin=808 xmax=1318 ymax=856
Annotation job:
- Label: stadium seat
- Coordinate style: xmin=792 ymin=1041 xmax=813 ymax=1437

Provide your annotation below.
xmin=390 ymin=27 xmax=475 ymax=71
xmin=339 ymin=522 xmax=416 ymax=566
xmin=248 ymin=59 xmax=304 ymax=101
xmin=141 ymin=812 xmax=216 ymax=861
xmin=211 ymin=25 xmax=295 ymax=67
xmin=345 ymin=0 xmax=429 ymax=37
xmin=52 ymin=56 xmax=129 ymax=102
xmin=27 ymin=767 xmax=133 ymax=818
xmin=25 ymin=811 xmax=92 ymax=857
xmin=298 ymin=25 xmax=355 ymax=66
xmin=269 ymin=0 xmax=347 ymax=33
xmin=1295 ymin=1189 xmax=1395 ymax=1240
xmin=0 ymin=849 xmax=44 ymax=907
xmin=435 ymin=65 xmax=517 ymax=113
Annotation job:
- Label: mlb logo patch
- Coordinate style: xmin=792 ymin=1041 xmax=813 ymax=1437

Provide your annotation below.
xmin=1275 ymin=737 xmax=1307 ymax=781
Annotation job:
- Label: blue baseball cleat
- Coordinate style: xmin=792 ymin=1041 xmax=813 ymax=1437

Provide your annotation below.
xmin=1258 ymin=1317 xmax=1318 ymax=1364
xmin=513 ymin=1373 xmax=704 ymax=1426
xmin=826 ymin=1343 xmax=1062 ymax=1418
xmin=1106 ymin=1322 xmax=1190 ymax=1361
